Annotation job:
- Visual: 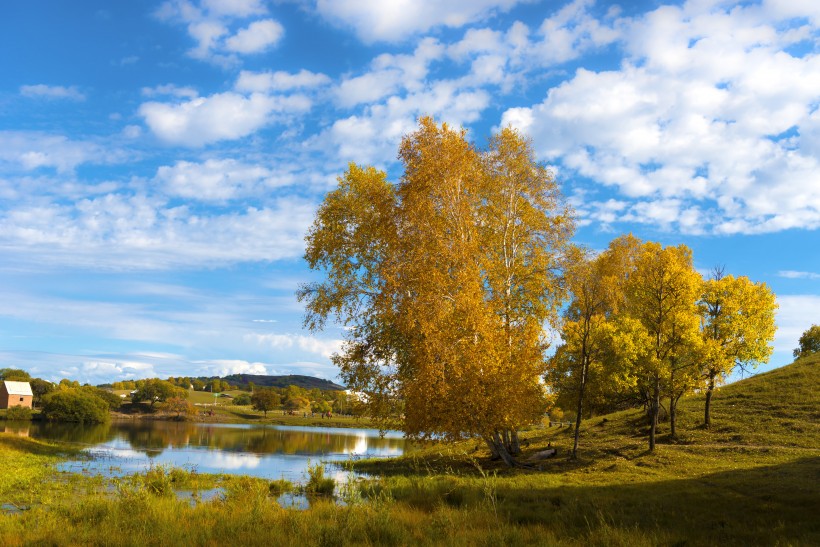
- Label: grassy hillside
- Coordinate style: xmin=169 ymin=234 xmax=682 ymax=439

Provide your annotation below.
xmin=351 ymin=355 xmax=820 ymax=544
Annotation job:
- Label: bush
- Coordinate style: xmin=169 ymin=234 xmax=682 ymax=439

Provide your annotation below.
xmin=5 ymin=406 xmax=33 ymax=421
xmin=305 ymin=462 xmax=335 ymax=496
xmin=232 ymin=393 xmax=252 ymax=406
xmin=42 ymin=389 xmax=110 ymax=423
xmin=79 ymin=386 xmax=122 ymax=410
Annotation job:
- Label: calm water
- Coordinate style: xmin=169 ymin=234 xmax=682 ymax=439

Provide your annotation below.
xmin=5 ymin=421 xmax=406 ymax=483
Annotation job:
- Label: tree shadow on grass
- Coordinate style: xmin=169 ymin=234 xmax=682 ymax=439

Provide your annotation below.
xmin=364 ymin=455 xmax=819 ymax=544
xmin=494 ymin=456 xmax=820 ymax=545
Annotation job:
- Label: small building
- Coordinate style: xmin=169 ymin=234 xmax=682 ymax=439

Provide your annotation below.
xmin=0 ymin=381 xmax=34 ymax=409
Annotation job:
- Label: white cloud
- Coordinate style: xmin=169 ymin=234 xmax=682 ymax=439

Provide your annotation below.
xmin=224 ymin=19 xmax=283 ymax=53
xmin=198 ymin=359 xmax=269 ymax=376
xmin=315 ymin=0 xmax=529 ymax=43
xmin=20 ymin=84 xmax=85 ymax=101
xmin=141 ymin=84 xmax=199 ymax=98
xmin=773 ymin=295 xmax=820 ymax=354
xmin=0 ymin=194 xmax=316 ymax=269
xmin=778 ymin=270 xmax=820 ymax=279
xmin=325 ymin=81 xmax=490 ymax=165
xmin=500 ymin=1 xmax=820 ymax=234
xmin=155 ymin=158 xmax=293 ymax=201
xmin=335 ymin=38 xmax=445 ymax=107
xmin=248 ymin=333 xmax=343 ymax=359
xmin=155 ymin=0 xmax=283 ymax=63
xmin=235 ymin=69 xmax=331 ymax=92
xmin=139 ymin=92 xmax=311 ymax=146
xmin=0 ymin=131 xmax=124 ymax=174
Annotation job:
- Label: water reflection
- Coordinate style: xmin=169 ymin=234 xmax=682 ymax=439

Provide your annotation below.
xmin=27 ymin=421 xmax=406 ymax=482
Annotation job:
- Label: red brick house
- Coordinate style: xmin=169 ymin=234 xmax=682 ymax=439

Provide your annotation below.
xmin=0 ymin=381 xmax=33 ymax=409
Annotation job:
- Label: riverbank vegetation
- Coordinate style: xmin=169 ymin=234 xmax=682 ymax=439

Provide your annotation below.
xmin=2 ymin=354 xmax=817 ymax=545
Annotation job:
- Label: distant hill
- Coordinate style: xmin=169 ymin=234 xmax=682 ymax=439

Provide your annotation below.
xmin=222 ymin=374 xmax=345 ymax=391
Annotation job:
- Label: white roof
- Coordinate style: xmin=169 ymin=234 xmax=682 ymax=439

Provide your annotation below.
xmin=3 ymin=381 xmax=33 ymax=396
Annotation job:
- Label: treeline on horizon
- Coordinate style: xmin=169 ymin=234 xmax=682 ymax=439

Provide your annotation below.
xmin=0 ymin=368 xmax=357 ymax=424
xmin=103 ymin=373 xmax=344 ymax=393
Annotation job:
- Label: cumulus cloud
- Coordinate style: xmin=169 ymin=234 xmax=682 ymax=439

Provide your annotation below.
xmin=325 ymin=80 xmax=489 ymax=165
xmin=0 ymin=194 xmax=316 ymax=269
xmin=315 ymin=0 xmax=529 ymax=43
xmin=501 ymin=1 xmax=820 ymax=234
xmin=139 ymin=92 xmax=311 ymax=146
xmin=224 ymin=19 xmax=283 ymax=53
xmin=247 ymin=333 xmax=343 ymax=359
xmin=235 ymin=69 xmax=331 ymax=92
xmin=155 ymin=0 xmax=284 ymax=64
xmin=0 ymin=131 xmax=124 ymax=174
xmin=336 ymin=38 xmax=445 ymax=108
xmin=197 ymin=359 xmax=269 ymax=376
xmin=20 ymin=84 xmax=85 ymax=101
xmin=154 ymin=158 xmax=294 ymax=201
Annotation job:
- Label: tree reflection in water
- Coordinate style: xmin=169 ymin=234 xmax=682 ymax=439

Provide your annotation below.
xmin=27 ymin=421 xmax=406 ymax=481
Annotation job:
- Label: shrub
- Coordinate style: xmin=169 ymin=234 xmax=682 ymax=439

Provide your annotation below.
xmin=79 ymin=386 xmax=122 ymax=410
xmin=5 ymin=406 xmax=33 ymax=421
xmin=305 ymin=462 xmax=335 ymax=496
xmin=232 ymin=393 xmax=252 ymax=406
xmin=42 ymin=389 xmax=110 ymax=423
xmin=268 ymin=478 xmax=293 ymax=496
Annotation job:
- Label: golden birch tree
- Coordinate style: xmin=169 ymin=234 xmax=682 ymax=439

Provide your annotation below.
xmin=623 ymin=242 xmax=701 ymax=451
xmin=698 ymin=269 xmax=777 ymax=427
xmin=299 ymin=118 xmax=574 ymax=465
xmin=548 ymin=234 xmax=642 ymax=458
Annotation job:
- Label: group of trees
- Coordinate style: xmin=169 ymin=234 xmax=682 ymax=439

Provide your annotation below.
xmin=110 ymin=377 xmax=237 ymax=393
xmin=549 ymin=237 xmax=777 ymax=456
xmin=247 ymin=385 xmax=359 ymax=417
xmin=301 ymin=117 xmax=783 ymax=466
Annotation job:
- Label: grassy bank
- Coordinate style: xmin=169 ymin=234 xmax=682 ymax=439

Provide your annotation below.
xmin=1 ymin=355 xmax=818 ymax=545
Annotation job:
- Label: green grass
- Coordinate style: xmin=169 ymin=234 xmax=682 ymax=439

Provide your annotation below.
xmin=1 ymin=355 xmax=818 ymax=545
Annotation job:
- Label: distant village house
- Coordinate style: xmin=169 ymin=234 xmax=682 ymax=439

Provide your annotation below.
xmin=0 ymin=380 xmax=34 ymax=409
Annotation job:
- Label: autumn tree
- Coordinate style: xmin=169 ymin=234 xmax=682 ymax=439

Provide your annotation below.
xmin=299 ymin=117 xmax=574 ymax=465
xmin=794 ymin=325 xmax=820 ymax=359
xmin=163 ymin=396 xmax=197 ymax=420
xmin=251 ymin=389 xmax=280 ymax=416
xmin=549 ymin=235 xmax=642 ymax=458
xmin=0 ymin=368 xmax=31 ymax=381
xmin=623 ymin=242 xmax=702 ymax=451
xmin=132 ymin=379 xmax=186 ymax=407
xmin=699 ymin=268 xmax=777 ymax=427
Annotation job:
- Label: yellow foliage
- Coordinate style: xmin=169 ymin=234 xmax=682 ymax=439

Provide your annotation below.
xmin=300 ymin=118 xmax=574 ymax=452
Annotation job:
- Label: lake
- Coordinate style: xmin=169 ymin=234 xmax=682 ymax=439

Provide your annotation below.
xmin=4 ymin=420 xmax=407 ymax=483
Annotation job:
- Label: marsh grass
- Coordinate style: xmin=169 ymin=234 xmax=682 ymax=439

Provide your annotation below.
xmin=0 ymin=355 xmax=818 ymax=545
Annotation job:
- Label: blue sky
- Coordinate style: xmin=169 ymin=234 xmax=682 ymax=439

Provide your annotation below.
xmin=0 ymin=0 xmax=818 ymax=385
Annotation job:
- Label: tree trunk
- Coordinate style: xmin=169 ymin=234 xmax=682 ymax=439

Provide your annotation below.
xmin=670 ymin=394 xmax=676 ymax=438
xmin=572 ymin=358 xmax=588 ymax=459
xmin=669 ymin=367 xmax=676 ymax=438
xmin=649 ymin=374 xmax=660 ymax=452
xmin=704 ymin=374 xmax=715 ymax=428
xmin=509 ymin=430 xmax=521 ymax=455
xmin=491 ymin=432 xmax=517 ymax=467
xmin=484 ymin=437 xmax=501 ymax=460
